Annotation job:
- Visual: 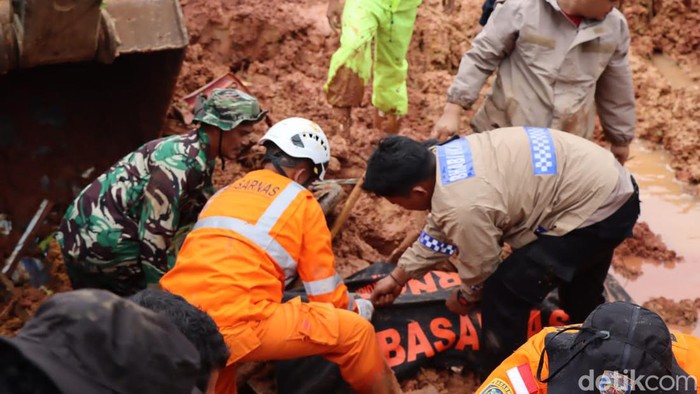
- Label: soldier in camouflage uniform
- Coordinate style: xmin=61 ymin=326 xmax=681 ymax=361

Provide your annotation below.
xmin=56 ymin=89 xmax=267 ymax=296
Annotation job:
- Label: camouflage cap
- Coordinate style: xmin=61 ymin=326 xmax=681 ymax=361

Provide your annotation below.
xmin=193 ymin=88 xmax=267 ymax=131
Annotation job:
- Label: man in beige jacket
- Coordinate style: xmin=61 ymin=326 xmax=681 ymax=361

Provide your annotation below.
xmin=433 ymin=0 xmax=636 ymax=164
xmin=364 ymin=127 xmax=639 ymax=375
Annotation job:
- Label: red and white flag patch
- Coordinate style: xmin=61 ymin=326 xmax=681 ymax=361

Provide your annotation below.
xmin=506 ymin=363 xmax=538 ymax=394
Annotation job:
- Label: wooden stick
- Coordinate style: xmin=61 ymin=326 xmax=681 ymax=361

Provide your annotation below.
xmin=389 ymin=227 xmax=422 ymax=264
xmin=3 ymin=199 xmax=53 ymax=280
xmin=330 ymin=175 xmax=365 ymax=239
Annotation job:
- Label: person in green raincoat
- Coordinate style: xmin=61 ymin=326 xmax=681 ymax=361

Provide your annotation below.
xmin=56 ymin=89 xmax=267 ymax=296
xmin=324 ymin=0 xmax=454 ymax=135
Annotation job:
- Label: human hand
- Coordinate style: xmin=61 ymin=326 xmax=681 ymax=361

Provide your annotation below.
xmin=327 ymin=0 xmax=342 ymax=34
xmin=611 ymin=144 xmax=630 ymax=165
xmin=445 ymin=289 xmax=475 ymax=315
xmin=370 ymin=269 xmax=407 ymax=306
xmin=431 ymin=103 xmax=462 ymax=139
xmin=311 ymin=181 xmax=344 ymax=216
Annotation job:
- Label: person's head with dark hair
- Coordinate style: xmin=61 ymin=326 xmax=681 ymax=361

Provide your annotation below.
xmin=363 ymin=135 xmax=436 ymax=211
xmin=129 ymin=289 xmax=230 ymax=393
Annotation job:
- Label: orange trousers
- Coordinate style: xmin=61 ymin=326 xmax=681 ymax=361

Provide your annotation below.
xmin=215 ymin=298 xmax=398 ymax=394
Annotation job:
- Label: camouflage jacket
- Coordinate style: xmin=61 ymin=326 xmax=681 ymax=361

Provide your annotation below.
xmin=57 ymin=129 xmax=216 ymax=283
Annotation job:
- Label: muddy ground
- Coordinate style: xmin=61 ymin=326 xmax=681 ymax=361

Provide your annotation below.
xmin=1 ymin=0 xmax=699 ymax=392
xmin=625 ymin=0 xmax=700 ymax=187
xmin=171 ymin=0 xmax=700 ymax=273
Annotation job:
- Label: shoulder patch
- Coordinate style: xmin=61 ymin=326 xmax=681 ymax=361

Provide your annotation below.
xmin=437 ymin=137 xmax=474 ymax=185
xmin=506 ymin=363 xmax=538 ymax=393
xmin=524 ymin=127 xmax=557 ymax=175
xmin=480 ymin=378 xmax=514 ymax=394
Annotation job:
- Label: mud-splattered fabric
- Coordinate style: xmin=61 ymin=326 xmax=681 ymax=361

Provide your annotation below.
xmin=449 ymin=0 xmax=635 ymax=144
xmin=57 ymin=129 xmax=216 ymax=295
xmin=324 ymin=0 xmax=421 ymax=115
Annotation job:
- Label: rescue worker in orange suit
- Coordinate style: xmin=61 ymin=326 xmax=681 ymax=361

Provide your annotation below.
xmin=364 ymin=128 xmax=640 ymax=376
xmin=160 ymin=117 xmax=401 ymax=394
xmin=477 ymin=302 xmax=700 ymax=394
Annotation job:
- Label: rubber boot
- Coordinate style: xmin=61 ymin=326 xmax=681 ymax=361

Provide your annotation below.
xmin=374 ymin=109 xmax=401 ymax=134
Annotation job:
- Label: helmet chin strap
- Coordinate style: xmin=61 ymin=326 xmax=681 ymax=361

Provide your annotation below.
xmin=264 ymin=151 xmax=317 ymax=187
xmin=218 ymin=130 xmax=226 ymax=171
xmin=271 ymin=158 xmax=287 ymax=179
xmin=300 ymin=174 xmax=317 ymax=188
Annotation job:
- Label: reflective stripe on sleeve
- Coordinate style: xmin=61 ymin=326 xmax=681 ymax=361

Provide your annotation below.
xmin=302 ymin=273 xmax=344 ymax=296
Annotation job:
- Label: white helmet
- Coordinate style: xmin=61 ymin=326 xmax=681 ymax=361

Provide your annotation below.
xmin=259 ymin=117 xmax=331 ymax=180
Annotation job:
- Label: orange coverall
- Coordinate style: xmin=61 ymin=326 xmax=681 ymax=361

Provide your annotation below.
xmin=160 ymin=169 xmax=395 ymax=394
xmin=477 ymin=326 xmax=700 ymax=393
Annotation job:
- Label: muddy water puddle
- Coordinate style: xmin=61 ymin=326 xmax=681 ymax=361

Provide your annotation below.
xmin=650 ymin=53 xmax=696 ymax=89
xmin=611 ymin=141 xmax=700 ymax=334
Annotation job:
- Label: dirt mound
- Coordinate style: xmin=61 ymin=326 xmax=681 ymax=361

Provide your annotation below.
xmin=612 ymin=222 xmax=681 ymax=279
xmin=628 ymin=56 xmax=700 ymax=186
xmin=622 ymin=0 xmax=700 ymax=187
xmin=643 ymin=297 xmax=700 ymax=327
xmin=0 ymin=241 xmax=71 ymax=336
xmin=624 ymin=0 xmax=700 ymax=69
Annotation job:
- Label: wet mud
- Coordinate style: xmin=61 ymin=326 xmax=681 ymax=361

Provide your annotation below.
xmin=643 ymin=297 xmax=700 ymax=328
xmin=173 ymin=0 xmax=700 ymax=369
xmin=611 ymin=140 xmax=700 ymax=335
xmin=1 ymin=0 xmax=699 ymax=390
xmin=325 ymin=65 xmax=366 ymax=108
